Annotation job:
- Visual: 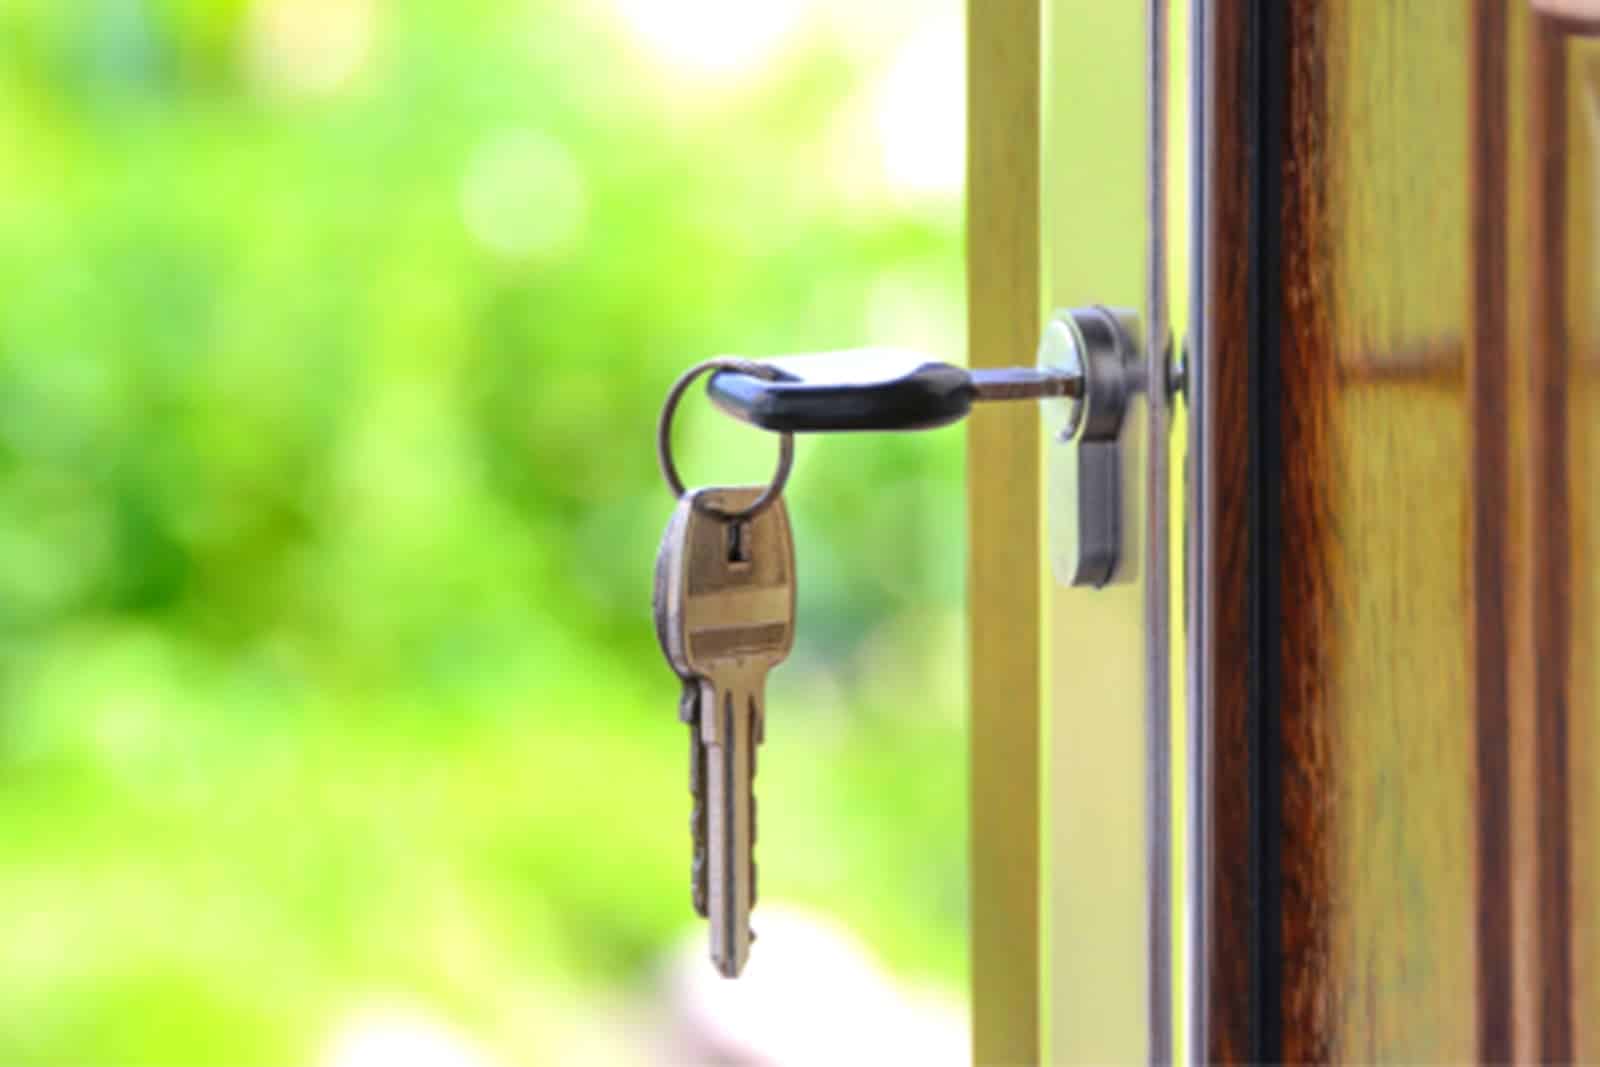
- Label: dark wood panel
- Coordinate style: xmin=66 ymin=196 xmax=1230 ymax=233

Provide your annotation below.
xmin=1200 ymin=2 xmax=1600 ymax=1061
xmin=1195 ymin=0 xmax=1256 ymax=1061
xmin=1565 ymin=34 xmax=1600 ymax=1064
xmin=1526 ymin=15 xmax=1576 ymax=1063
xmin=1201 ymin=3 xmax=1492 ymax=1060
xmin=1468 ymin=3 xmax=1515 ymax=1060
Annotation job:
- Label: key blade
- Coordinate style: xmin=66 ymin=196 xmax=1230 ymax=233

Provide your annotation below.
xmin=683 ymin=679 xmax=709 ymax=919
xmin=703 ymin=678 xmax=758 ymax=977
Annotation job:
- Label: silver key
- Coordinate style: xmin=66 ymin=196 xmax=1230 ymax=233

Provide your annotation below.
xmin=655 ymin=485 xmax=796 ymax=977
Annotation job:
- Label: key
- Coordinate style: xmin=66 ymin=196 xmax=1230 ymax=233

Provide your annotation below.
xmin=655 ymin=506 xmax=710 ymax=919
xmin=655 ymin=485 xmax=796 ymax=977
xmin=705 ymin=349 xmax=1081 ymax=432
xmin=683 ymin=679 xmax=708 ymax=917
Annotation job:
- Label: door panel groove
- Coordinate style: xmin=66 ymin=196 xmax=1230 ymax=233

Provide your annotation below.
xmin=1246 ymin=0 xmax=1288 ymax=1060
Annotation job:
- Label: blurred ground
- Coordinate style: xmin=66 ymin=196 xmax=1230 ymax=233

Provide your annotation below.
xmin=0 ymin=0 xmax=973 ymax=1062
xmin=316 ymin=910 xmax=967 ymax=1067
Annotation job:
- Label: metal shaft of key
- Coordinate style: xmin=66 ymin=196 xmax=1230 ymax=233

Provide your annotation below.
xmin=657 ymin=486 xmax=794 ymax=978
xmin=683 ymin=681 xmax=709 ymax=917
xmin=969 ymin=365 xmax=1083 ymax=402
xmin=704 ymin=352 xmax=1086 ymax=434
xmin=699 ymin=669 xmax=760 ymax=975
xmin=655 ymin=504 xmax=712 ymax=920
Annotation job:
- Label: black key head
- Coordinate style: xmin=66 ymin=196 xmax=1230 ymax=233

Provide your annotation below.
xmin=706 ymin=349 xmax=976 ymax=433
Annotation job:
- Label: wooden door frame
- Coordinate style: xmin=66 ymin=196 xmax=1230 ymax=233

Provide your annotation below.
xmin=968 ymin=2 xmax=1172 ymax=1061
xmin=966 ymin=1 xmax=1043 ymax=1062
xmin=1192 ymin=2 xmax=1584 ymax=1060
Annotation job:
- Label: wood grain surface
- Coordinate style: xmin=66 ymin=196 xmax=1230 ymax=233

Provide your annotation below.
xmin=1471 ymin=5 xmax=1516 ymax=1062
xmin=1198 ymin=2 xmax=1600 ymax=1061
xmin=1563 ymin=33 xmax=1600 ymax=1064
xmin=1524 ymin=15 xmax=1576 ymax=1062
xmin=1273 ymin=7 xmax=1481 ymax=1060
xmin=966 ymin=1 xmax=1040 ymax=1062
xmin=1198 ymin=2 xmax=1535 ymax=1059
xmin=1195 ymin=1 xmax=1257 ymax=1060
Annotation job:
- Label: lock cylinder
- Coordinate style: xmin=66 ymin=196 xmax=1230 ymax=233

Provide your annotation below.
xmin=1037 ymin=306 xmax=1142 ymax=587
xmin=686 ymin=305 xmax=1143 ymax=588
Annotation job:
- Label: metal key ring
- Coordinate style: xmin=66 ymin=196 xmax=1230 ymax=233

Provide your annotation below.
xmin=656 ymin=357 xmax=795 ymax=521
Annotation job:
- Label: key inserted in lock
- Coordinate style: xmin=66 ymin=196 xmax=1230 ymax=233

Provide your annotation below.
xmin=1037 ymin=306 xmax=1141 ymax=587
xmin=706 ymin=350 xmax=1081 ymax=433
xmin=700 ymin=305 xmax=1142 ymax=586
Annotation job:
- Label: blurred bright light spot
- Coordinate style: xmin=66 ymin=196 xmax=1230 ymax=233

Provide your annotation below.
xmin=610 ymin=0 xmax=809 ymax=76
xmin=665 ymin=907 xmax=968 ymax=1066
xmin=92 ymin=695 xmax=162 ymax=772
xmin=815 ymin=0 xmax=932 ymax=58
xmin=872 ymin=14 xmax=964 ymax=199
xmin=865 ymin=271 xmax=963 ymax=360
xmin=244 ymin=0 xmax=374 ymax=98
xmin=460 ymin=130 xmax=587 ymax=261
xmin=321 ymin=1005 xmax=497 ymax=1067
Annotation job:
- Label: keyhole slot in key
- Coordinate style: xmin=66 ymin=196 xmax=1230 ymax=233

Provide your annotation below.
xmin=726 ymin=521 xmax=752 ymax=566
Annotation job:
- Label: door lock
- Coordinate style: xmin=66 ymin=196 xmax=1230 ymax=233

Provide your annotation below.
xmin=1035 ymin=306 xmax=1141 ymax=587
xmin=701 ymin=305 xmax=1143 ymax=586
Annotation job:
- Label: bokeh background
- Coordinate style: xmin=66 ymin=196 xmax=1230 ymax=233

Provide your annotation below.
xmin=0 ymin=0 xmax=976 ymax=1062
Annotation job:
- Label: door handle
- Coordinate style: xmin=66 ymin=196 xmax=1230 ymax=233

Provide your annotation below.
xmin=691 ymin=305 xmax=1143 ymax=585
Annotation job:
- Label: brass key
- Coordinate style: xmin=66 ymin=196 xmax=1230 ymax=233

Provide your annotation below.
xmin=654 ymin=486 xmax=796 ymax=977
xmin=654 ymin=505 xmax=710 ymax=919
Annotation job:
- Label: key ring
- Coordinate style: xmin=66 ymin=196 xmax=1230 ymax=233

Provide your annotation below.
xmin=657 ymin=357 xmax=795 ymax=521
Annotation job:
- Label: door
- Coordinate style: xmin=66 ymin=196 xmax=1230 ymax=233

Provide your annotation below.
xmin=969 ymin=1 xmax=1600 ymax=1063
xmin=967 ymin=1 xmax=1174 ymax=1063
xmin=1193 ymin=2 xmax=1600 ymax=1062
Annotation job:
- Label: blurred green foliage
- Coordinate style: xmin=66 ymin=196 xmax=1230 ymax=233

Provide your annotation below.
xmin=0 ymin=0 xmax=967 ymax=1062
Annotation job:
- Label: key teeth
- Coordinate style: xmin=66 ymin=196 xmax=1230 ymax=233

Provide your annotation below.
xmin=687 ymin=717 xmax=709 ymax=919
